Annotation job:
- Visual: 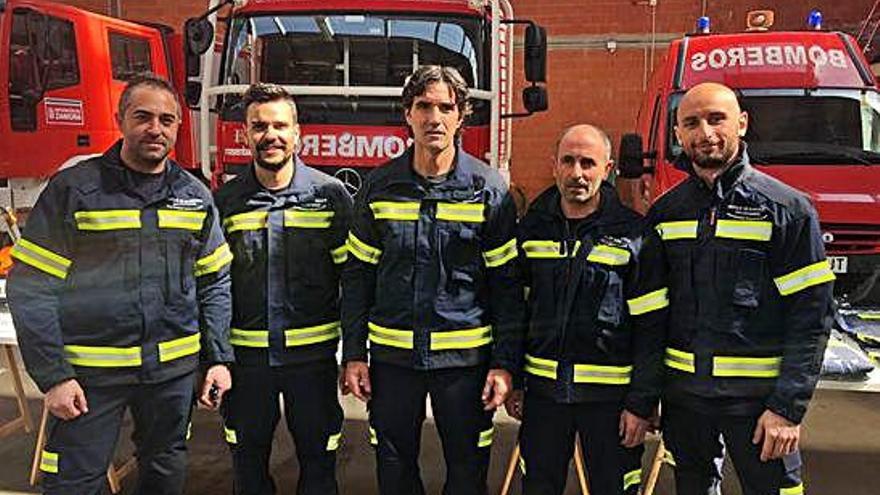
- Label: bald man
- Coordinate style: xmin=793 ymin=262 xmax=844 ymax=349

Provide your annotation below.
xmin=508 ymin=124 xmax=665 ymax=495
xmin=640 ymin=82 xmax=834 ymax=495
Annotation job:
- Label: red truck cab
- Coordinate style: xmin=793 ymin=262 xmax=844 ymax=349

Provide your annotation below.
xmin=617 ymin=11 xmax=880 ymax=304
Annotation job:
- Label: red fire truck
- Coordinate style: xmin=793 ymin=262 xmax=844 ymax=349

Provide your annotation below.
xmin=0 ymin=0 xmax=200 ymax=213
xmin=182 ymin=0 xmax=548 ymax=192
xmin=616 ymin=10 xmax=880 ymax=305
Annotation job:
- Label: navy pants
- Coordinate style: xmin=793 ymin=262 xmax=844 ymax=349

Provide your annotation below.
xmin=368 ymin=362 xmax=495 ymax=495
xmin=663 ymin=403 xmax=804 ymax=495
xmin=40 ymin=372 xmax=195 ymax=495
xmin=519 ymin=394 xmax=644 ymax=495
xmin=222 ymin=360 xmax=343 ymax=495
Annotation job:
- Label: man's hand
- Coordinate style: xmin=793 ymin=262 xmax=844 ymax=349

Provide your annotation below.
xmin=45 ymin=379 xmax=88 ymax=420
xmin=482 ymin=368 xmax=512 ymax=411
xmin=198 ymin=364 xmax=232 ymax=410
xmin=338 ymin=366 xmax=351 ymax=395
xmin=504 ymin=389 xmax=524 ymax=420
xmin=619 ymin=409 xmax=650 ymax=448
xmin=752 ymin=409 xmax=800 ymax=461
xmin=344 ymin=361 xmax=372 ymax=402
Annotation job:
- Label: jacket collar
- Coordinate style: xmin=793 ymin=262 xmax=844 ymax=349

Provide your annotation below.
xmin=385 ymin=145 xmax=482 ymax=193
xmin=100 ymin=140 xmax=184 ymax=201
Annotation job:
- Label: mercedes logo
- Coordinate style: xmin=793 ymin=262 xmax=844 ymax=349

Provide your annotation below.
xmin=334 ymin=168 xmax=363 ymax=196
xmin=822 ymin=232 xmax=834 ymax=244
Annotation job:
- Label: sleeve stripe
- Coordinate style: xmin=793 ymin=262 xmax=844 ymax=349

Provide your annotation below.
xmin=627 ymin=287 xmax=669 ymax=315
xmin=483 ymin=238 xmax=517 ymax=268
xmin=11 ymin=238 xmax=72 ymax=279
xmin=774 ymin=260 xmax=836 ymax=296
xmin=331 ymin=244 xmax=349 ymax=264
xmin=347 ymin=232 xmax=382 ymax=264
xmin=194 ymin=243 xmax=233 ymax=277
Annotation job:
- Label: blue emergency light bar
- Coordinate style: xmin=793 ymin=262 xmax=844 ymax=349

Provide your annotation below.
xmin=697 ymin=16 xmax=710 ymax=34
xmin=808 ymin=10 xmax=822 ymax=30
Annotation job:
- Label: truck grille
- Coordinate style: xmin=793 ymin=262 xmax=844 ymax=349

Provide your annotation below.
xmin=821 ymin=223 xmax=880 ymax=255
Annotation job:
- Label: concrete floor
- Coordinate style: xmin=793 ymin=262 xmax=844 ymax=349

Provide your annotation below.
xmin=2 ymin=365 xmax=879 ymax=494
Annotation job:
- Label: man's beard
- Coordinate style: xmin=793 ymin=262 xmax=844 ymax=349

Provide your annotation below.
xmin=254 ymin=154 xmax=290 ymax=172
xmin=692 ymin=152 xmax=728 ymax=170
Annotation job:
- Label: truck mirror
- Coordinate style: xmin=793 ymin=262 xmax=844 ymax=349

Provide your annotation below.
xmin=618 ymin=133 xmax=646 ymax=178
xmin=185 ymin=17 xmax=214 ymax=56
xmin=522 ymin=85 xmax=548 ymax=113
xmin=524 ymin=23 xmax=547 ymax=83
xmin=185 ymin=81 xmax=202 ymax=109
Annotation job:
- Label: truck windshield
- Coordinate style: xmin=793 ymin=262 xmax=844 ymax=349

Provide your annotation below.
xmin=220 ymin=13 xmax=488 ymax=125
xmin=667 ymin=90 xmax=880 ymax=165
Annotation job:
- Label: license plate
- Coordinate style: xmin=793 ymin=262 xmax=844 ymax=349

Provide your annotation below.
xmin=828 ymin=256 xmax=848 ymax=274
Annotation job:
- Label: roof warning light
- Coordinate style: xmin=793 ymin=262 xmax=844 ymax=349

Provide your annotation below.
xmin=808 ymin=10 xmax=823 ymax=30
xmin=697 ymin=16 xmax=710 ymax=34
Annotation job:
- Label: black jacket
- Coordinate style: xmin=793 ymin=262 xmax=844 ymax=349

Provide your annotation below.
xmin=517 ymin=183 xmax=664 ymax=418
xmin=214 ymin=160 xmax=352 ymax=367
xmin=644 ymin=148 xmax=834 ymax=423
xmin=8 ymin=141 xmax=233 ymax=392
xmin=341 ymin=147 xmax=524 ymax=372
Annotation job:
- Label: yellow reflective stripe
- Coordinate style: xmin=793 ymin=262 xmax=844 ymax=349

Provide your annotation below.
xmin=858 ymin=333 xmax=880 ymax=346
xmin=657 ymin=220 xmax=698 ymax=240
xmin=665 ymin=347 xmax=695 ymax=373
xmin=524 ymin=354 xmax=558 ymax=380
xmin=39 ymin=450 xmax=59 ymax=474
xmin=347 ymin=232 xmax=382 ymax=264
xmin=186 ymin=421 xmax=193 ymax=441
xmin=285 ymin=321 xmax=341 ymax=347
xmin=436 ymin=202 xmax=485 ymax=223
xmin=224 ymin=211 xmax=269 ymax=232
xmin=774 ymin=260 xmax=836 ymax=296
xmin=230 ymin=329 xmax=270 ymax=348
xmin=368 ymin=322 xmax=414 ymax=349
xmin=869 ymin=349 xmax=880 ymax=363
xmin=284 ymin=209 xmax=334 ymax=228
xmin=326 ymin=432 xmax=342 ymax=451
xmin=74 ymin=209 xmax=141 ymax=231
xmin=331 ymin=244 xmax=348 ymax=264
xmin=623 ymin=468 xmax=642 ymax=491
xmin=521 ymin=240 xmax=581 ymax=259
xmin=195 ymin=243 xmax=233 ymax=277
xmin=713 ymin=356 xmax=781 ymax=378
xmin=224 ymin=426 xmax=238 ymax=444
xmin=430 ymin=325 xmax=493 ymax=350
xmin=158 ymin=333 xmax=201 ymax=362
xmin=519 ymin=457 xmax=526 ymax=475
xmin=858 ymin=312 xmax=880 ymax=320
xmin=573 ymin=363 xmax=633 ymax=385
xmin=780 ymin=483 xmax=805 ymax=495
xmin=587 ymin=244 xmax=631 ymax=266
xmin=627 ymin=288 xmax=669 ymax=316
xmin=370 ymin=201 xmax=420 ymax=221
xmin=157 ymin=209 xmax=207 ymax=231
xmin=715 ymin=219 xmax=772 ymax=241
xmin=64 ymin=344 xmax=142 ymax=367
xmin=477 ymin=427 xmax=494 ymax=447
xmin=483 ymin=238 xmax=518 ymax=268
xmin=369 ymin=426 xmax=378 ymax=445
xmin=663 ymin=449 xmax=676 ymax=466
xmin=11 ymin=238 xmax=72 ymax=279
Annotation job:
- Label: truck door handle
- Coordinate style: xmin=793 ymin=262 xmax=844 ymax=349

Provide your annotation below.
xmin=77 ymin=134 xmax=90 ymax=147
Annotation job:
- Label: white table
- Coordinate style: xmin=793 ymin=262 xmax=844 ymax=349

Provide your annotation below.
xmin=0 ymin=303 xmax=35 ymax=438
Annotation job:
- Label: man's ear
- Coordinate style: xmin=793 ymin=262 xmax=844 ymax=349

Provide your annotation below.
xmin=738 ymin=110 xmax=748 ymax=137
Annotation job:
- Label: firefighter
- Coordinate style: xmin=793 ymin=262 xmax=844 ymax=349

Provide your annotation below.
xmin=506 ymin=124 xmax=664 ymax=495
xmin=341 ymin=65 xmax=524 ymax=495
xmin=215 ymin=83 xmax=351 ymax=495
xmin=643 ymin=82 xmax=834 ymax=495
xmin=7 ymin=73 xmax=233 ymax=495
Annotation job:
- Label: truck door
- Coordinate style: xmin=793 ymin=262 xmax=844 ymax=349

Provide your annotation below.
xmin=3 ymin=6 xmax=84 ymax=180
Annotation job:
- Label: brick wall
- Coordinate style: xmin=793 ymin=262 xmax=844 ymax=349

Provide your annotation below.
xmin=53 ymin=0 xmax=876 ymax=199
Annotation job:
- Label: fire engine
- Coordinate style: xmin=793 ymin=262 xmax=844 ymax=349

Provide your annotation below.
xmin=616 ymin=10 xmax=880 ymax=305
xmin=0 ymin=0 xmax=200 ymax=214
xmin=183 ymin=0 xmax=548 ymax=192
xmin=0 ymin=0 xmax=546 ymax=211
